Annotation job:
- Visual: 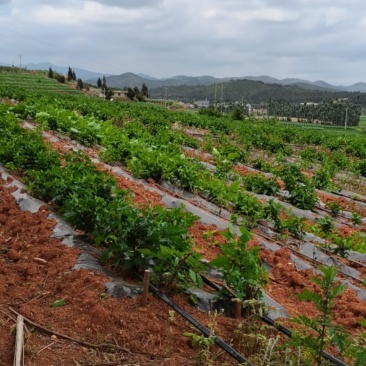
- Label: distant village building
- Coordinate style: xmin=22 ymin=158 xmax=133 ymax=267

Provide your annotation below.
xmin=194 ymin=100 xmax=210 ymax=108
xmin=111 ymin=90 xmax=128 ymax=100
xmin=299 ymin=102 xmax=318 ymax=106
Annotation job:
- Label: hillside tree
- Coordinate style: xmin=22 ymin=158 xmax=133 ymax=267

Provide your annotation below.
xmin=102 ymin=75 xmax=107 ymax=89
xmin=76 ymin=78 xmax=84 ymax=90
xmin=127 ymin=87 xmax=135 ymax=100
xmin=67 ymin=66 xmax=73 ymax=81
xmin=141 ymin=83 xmax=149 ymax=97
xmin=134 ymin=86 xmax=144 ymax=101
xmin=97 ymin=77 xmax=102 ymax=88
xmin=48 ymin=67 xmax=54 ymax=78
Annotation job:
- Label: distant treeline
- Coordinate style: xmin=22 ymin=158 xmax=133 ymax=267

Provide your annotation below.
xmin=268 ymin=99 xmax=362 ymax=126
xmin=149 ymin=79 xmax=366 ymax=109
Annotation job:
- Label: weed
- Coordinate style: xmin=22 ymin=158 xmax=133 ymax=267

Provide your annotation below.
xmin=183 ymin=310 xmax=222 ymax=366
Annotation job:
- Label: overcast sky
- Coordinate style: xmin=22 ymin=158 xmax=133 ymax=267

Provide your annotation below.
xmin=1 ymin=0 xmax=366 ymax=85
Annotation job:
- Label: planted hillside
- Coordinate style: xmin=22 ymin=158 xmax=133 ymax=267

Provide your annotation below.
xmin=0 ymin=67 xmax=82 ymax=95
xmin=268 ymin=99 xmax=362 ymax=126
xmin=150 ymin=79 xmax=366 ymax=107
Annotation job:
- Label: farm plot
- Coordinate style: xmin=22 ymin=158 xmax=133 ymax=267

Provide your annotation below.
xmin=1 ymin=90 xmax=366 ymax=365
xmin=0 ymin=70 xmax=82 ymax=95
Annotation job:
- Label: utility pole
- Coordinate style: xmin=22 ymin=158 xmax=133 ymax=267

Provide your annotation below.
xmin=165 ymin=87 xmax=168 ymax=107
xmin=345 ymin=107 xmax=348 ymax=130
xmin=221 ymin=83 xmax=224 ymax=114
xmin=214 ymin=83 xmax=217 ymax=110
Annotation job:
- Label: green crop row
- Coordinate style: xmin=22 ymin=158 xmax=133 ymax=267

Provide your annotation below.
xmin=1 ymin=107 xmax=269 ymax=301
xmin=0 ymin=110 xmax=204 ymax=291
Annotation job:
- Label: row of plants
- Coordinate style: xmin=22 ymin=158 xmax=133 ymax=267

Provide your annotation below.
xmin=3 ymin=89 xmax=366 ymax=277
xmin=3 ymin=86 xmax=366 ymax=191
xmin=307 ymin=213 xmax=366 ymax=255
xmin=3 ymin=85 xmax=366 ymax=161
xmin=0 ymin=108 xmax=270 ymax=304
xmin=2 ymin=89 xmax=366 ymax=364
xmin=0 ymin=111 xmax=203 ymax=289
xmin=5 ymin=89 xmax=366 ymax=262
xmin=10 ymin=90 xmax=366 ymax=262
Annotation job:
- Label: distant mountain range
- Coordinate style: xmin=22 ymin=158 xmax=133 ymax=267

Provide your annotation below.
xmin=149 ymin=79 xmax=366 ymax=107
xmin=87 ymin=72 xmax=366 ymax=93
xmin=243 ymin=76 xmax=366 ymax=93
xmin=3 ymin=61 xmax=366 ymax=93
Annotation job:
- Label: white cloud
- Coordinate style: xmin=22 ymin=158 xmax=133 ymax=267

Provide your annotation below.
xmin=90 ymin=0 xmax=163 ymax=8
xmin=28 ymin=2 xmax=160 ymax=26
xmin=1 ymin=0 xmax=366 ymax=84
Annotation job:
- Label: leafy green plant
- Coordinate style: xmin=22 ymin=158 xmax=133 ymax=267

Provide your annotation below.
xmin=284 ymin=215 xmax=306 ymax=240
xmin=210 ymin=226 xmax=268 ymax=301
xmin=233 ymin=190 xmax=264 ymax=228
xmin=354 ymin=342 xmax=366 ymax=366
xmin=312 ymin=162 xmax=336 ymax=191
xmin=288 ymin=181 xmax=319 ymax=211
xmin=355 ymin=159 xmax=366 ymax=177
xmin=49 ymin=299 xmax=66 ymax=307
xmin=280 ymin=163 xmax=307 ymax=192
xmin=331 ymin=236 xmax=350 ymax=258
xmin=251 ymin=157 xmax=272 ymax=172
xmin=317 ymin=215 xmax=334 ymax=236
xmin=241 ymin=173 xmax=280 ymax=196
xmin=299 ymin=146 xmax=320 ymax=163
xmin=287 ymin=266 xmax=349 ymax=366
xmin=139 ymin=245 xmax=204 ymax=291
xmin=351 ymin=212 xmax=363 ymax=226
xmin=325 ymin=201 xmax=342 ymax=218
xmin=99 ymin=203 xmax=198 ymax=271
xmin=263 ymin=199 xmax=284 ymax=231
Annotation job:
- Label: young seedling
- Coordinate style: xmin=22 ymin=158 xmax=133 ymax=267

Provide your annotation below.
xmin=325 ymin=201 xmax=342 ymax=218
xmin=287 ymin=266 xmax=349 ymax=366
xmin=351 ymin=212 xmax=362 ymax=226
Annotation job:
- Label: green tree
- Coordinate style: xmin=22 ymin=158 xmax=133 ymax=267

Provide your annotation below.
xmin=76 ymin=78 xmax=84 ymax=90
xmin=231 ymin=106 xmax=244 ymax=120
xmin=105 ymin=88 xmax=113 ymax=100
xmin=67 ymin=66 xmax=73 ymax=81
xmin=97 ymin=77 xmax=102 ymax=88
xmin=127 ymin=87 xmax=135 ymax=100
xmin=48 ymin=67 xmax=54 ymax=78
xmin=134 ymin=86 xmax=144 ymax=101
xmin=141 ymin=83 xmax=149 ymax=97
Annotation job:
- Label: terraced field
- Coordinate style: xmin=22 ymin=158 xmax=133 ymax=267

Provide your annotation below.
xmin=0 ymin=68 xmax=82 ymax=95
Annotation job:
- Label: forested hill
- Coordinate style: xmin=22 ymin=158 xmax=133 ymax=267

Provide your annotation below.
xmin=149 ymin=79 xmax=366 ymax=107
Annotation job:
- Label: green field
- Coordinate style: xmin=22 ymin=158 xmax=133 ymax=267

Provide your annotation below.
xmin=359 ymin=114 xmax=366 ymax=129
xmin=0 ymin=68 xmax=82 ymax=95
xmin=276 ymin=115 xmax=366 ymax=136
